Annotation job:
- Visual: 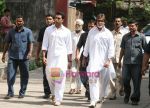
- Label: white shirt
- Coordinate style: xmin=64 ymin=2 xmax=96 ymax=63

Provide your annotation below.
xmin=72 ymin=30 xmax=84 ymax=60
xmin=83 ymin=26 xmax=115 ymax=72
xmin=112 ymin=28 xmax=129 ymax=63
xmin=42 ymin=25 xmax=72 ymax=71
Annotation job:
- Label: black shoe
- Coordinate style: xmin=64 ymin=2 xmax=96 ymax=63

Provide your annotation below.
xmin=4 ymin=94 xmax=14 ymax=99
xmin=18 ymin=95 xmax=24 ymax=98
xmin=132 ymin=101 xmax=138 ymax=105
xmin=124 ymin=97 xmax=129 ymax=104
xmin=42 ymin=94 xmax=50 ymax=99
xmin=109 ymin=95 xmax=117 ymax=100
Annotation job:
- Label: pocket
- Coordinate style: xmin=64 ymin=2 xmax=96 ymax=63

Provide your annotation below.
xmin=22 ymin=37 xmax=27 ymax=42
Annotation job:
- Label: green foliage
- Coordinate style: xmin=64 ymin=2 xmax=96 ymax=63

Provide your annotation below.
xmin=0 ymin=0 xmax=5 ymax=17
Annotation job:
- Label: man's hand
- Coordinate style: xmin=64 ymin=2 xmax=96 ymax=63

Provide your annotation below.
xmin=43 ymin=57 xmax=47 ymax=65
xmin=104 ymin=59 xmax=111 ymax=68
xmin=1 ymin=54 xmax=5 ymax=63
xmin=27 ymin=53 xmax=32 ymax=59
xmin=75 ymin=55 xmax=80 ymax=64
xmin=68 ymin=61 xmax=72 ymax=69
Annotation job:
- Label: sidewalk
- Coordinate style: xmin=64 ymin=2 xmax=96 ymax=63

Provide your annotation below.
xmin=0 ymin=67 xmax=150 ymax=108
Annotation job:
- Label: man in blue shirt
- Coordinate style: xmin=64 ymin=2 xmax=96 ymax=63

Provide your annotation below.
xmin=1 ymin=15 xmax=34 ymax=99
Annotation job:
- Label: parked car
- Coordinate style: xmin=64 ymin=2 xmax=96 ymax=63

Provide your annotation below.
xmin=142 ymin=23 xmax=150 ymax=43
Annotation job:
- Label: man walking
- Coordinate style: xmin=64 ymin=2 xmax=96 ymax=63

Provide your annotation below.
xmin=42 ymin=12 xmax=72 ymax=106
xmin=2 ymin=15 xmax=34 ymax=99
xmin=119 ymin=20 xmax=146 ymax=105
xmin=36 ymin=14 xmax=54 ymax=99
xmin=109 ymin=17 xmax=129 ymax=100
xmin=83 ymin=13 xmax=115 ymax=108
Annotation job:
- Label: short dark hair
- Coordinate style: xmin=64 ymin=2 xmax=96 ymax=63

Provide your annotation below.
xmin=16 ymin=15 xmax=24 ymax=20
xmin=128 ymin=19 xmax=138 ymax=25
xmin=96 ymin=13 xmax=105 ymax=21
xmin=4 ymin=8 xmax=10 ymax=13
xmin=45 ymin=14 xmax=54 ymax=19
xmin=55 ymin=11 xmax=65 ymax=19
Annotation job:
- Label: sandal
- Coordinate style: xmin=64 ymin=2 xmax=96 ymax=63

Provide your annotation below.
xmin=69 ymin=89 xmax=76 ymax=94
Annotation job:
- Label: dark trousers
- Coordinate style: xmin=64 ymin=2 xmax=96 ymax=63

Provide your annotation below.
xmin=7 ymin=58 xmax=29 ymax=96
xmin=79 ymin=65 xmax=90 ymax=99
xmin=42 ymin=64 xmax=51 ymax=95
xmin=122 ymin=64 xmax=142 ymax=102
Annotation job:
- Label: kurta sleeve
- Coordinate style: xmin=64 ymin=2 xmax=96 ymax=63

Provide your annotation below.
xmin=83 ymin=33 xmax=90 ymax=57
xmin=42 ymin=28 xmax=49 ymax=51
xmin=66 ymin=30 xmax=72 ymax=54
xmin=108 ymin=32 xmax=115 ymax=59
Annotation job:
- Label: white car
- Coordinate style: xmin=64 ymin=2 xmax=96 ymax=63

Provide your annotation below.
xmin=142 ymin=24 xmax=150 ymax=43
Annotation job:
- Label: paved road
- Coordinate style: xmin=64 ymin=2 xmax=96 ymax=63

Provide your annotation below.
xmin=0 ymin=68 xmax=150 ymax=108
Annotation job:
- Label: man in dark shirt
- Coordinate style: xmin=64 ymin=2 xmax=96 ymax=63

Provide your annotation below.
xmin=1 ymin=15 xmax=34 ymax=99
xmin=119 ymin=20 xmax=147 ymax=105
xmin=76 ymin=19 xmax=95 ymax=101
xmin=36 ymin=14 xmax=54 ymax=99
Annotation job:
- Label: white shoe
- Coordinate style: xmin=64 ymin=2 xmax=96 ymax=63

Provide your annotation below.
xmin=54 ymin=101 xmax=61 ymax=106
xmin=89 ymin=101 xmax=96 ymax=108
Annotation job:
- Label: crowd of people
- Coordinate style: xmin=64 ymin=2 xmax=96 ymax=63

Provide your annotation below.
xmin=1 ymin=8 xmax=150 ymax=108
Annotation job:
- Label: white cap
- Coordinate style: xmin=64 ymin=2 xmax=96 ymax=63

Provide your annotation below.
xmin=75 ymin=19 xmax=84 ymax=25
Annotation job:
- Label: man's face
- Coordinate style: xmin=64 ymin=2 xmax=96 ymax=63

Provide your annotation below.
xmin=96 ymin=18 xmax=105 ymax=29
xmin=45 ymin=16 xmax=54 ymax=26
xmin=75 ymin=24 xmax=83 ymax=31
xmin=54 ymin=15 xmax=63 ymax=25
xmin=87 ymin=22 xmax=95 ymax=30
xmin=15 ymin=18 xmax=24 ymax=28
xmin=114 ymin=18 xmax=122 ymax=28
xmin=129 ymin=23 xmax=138 ymax=32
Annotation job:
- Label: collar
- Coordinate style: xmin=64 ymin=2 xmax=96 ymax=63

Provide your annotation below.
xmin=15 ymin=26 xmax=24 ymax=32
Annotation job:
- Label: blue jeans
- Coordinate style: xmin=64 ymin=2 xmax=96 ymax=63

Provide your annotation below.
xmin=122 ymin=64 xmax=142 ymax=102
xmin=7 ymin=58 xmax=29 ymax=96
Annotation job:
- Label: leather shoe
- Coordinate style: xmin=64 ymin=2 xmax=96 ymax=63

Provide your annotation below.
xmin=4 ymin=94 xmax=14 ymax=99
xmin=124 ymin=97 xmax=129 ymax=104
xmin=18 ymin=95 xmax=24 ymax=98
xmin=132 ymin=101 xmax=138 ymax=105
xmin=42 ymin=94 xmax=50 ymax=99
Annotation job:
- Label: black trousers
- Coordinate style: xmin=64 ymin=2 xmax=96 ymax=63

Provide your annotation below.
xmin=79 ymin=63 xmax=90 ymax=99
xmin=43 ymin=64 xmax=51 ymax=95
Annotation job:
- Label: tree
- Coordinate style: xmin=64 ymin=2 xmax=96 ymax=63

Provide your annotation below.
xmin=0 ymin=0 xmax=5 ymax=17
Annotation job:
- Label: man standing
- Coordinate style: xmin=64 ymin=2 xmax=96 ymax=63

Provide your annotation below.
xmin=1 ymin=15 xmax=34 ymax=99
xmin=83 ymin=13 xmax=115 ymax=108
xmin=42 ymin=12 xmax=72 ymax=106
xmin=69 ymin=19 xmax=84 ymax=94
xmin=119 ymin=20 xmax=146 ymax=105
xmin=36 ymin=14 xmax=54 ymax=99
xmin=109 ymin=17 xmax=129 ymax=100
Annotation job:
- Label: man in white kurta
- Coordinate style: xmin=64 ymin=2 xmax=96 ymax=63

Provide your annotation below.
xmin=42 ymin=12 xmax=72 ymax=106
xmin=69 ymin=19 xmax=84 ymax=94
xmin=83 ymin=13 xmax=115 ymax=107
xmin=109 ymin=17 xmax=129 ymax=100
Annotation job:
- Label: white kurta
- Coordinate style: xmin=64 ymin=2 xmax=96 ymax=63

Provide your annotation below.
xmin=42 ymin=25 xmax=72 ymax=102
xmin=83 ymin=26 xmax=114 ymax=72
xmin=83 ymin=26 xmax=115 ymax=102
xmin=42 ymin=25 xmax=72 ymax=71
